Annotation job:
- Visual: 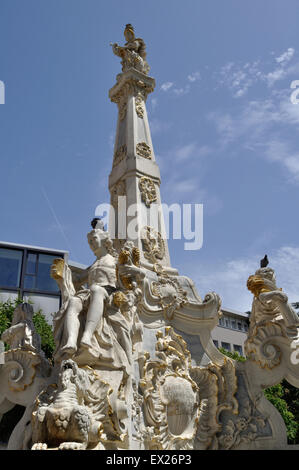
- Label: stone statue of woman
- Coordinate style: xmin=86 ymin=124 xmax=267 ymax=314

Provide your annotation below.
xmin=111 ymin=24 xmax=150 ymax=75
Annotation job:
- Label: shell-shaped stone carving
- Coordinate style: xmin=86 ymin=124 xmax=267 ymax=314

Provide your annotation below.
xmin=245 ymin=322 xmax=283 ymax=369
xmin=4 ymin=349 xmax=41 ymax=392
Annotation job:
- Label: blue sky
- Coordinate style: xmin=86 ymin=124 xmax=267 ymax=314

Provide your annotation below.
xmin=0 ymin=0 xmax=299 ymax=311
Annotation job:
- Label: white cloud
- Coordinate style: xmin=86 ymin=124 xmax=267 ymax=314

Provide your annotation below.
xmin=218 ymin=60 xmax=262 ymax=98
xmin=209 ymin=92 xmax=299 ymax=181
xmin=173 ymin=85 xmax=190 ymax=96
xmin=149 ymin=118 xmax=172 ymax=135
xmin=174 ymin=142 xmax=197 ymax=161
xmin=264 ymin=139 xmax=299 ymax=181
xmin=160 ymin=72 xmax=200 ymax=98
xmin=188 ymin=245 xmax=299 ymax=312
xmin=188 ymin=71 xmax=201 ymax=82
xmin=264 ymin=48 xmax=296 ymax=87
xmin=275 ymin=47 xmax=295 ymax=64
xmin=266 ymin=68 xmax=287 ymax=87
xmin=150 ymin=97 xmax=158 ymax=111
xmin=172 ymin=143 xmax=212 ymax=162
xmin=161 ymin=82 xmax=173 ymax=92
xmin=218 ymin=48 xmax=297 ymax=94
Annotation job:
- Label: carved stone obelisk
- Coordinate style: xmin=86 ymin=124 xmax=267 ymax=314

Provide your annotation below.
xmin=109 ymin=24 xmax=177 ymax=275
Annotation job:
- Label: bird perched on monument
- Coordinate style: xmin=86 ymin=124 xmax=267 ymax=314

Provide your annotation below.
xmin=260 ymin=255 xmax=269 ymax=268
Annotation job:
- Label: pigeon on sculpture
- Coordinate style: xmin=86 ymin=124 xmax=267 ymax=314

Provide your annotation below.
xmin=260 ymin=254 xmax=269 ymax=268
xmin=91 ymin=217 xmax=104 ymax=230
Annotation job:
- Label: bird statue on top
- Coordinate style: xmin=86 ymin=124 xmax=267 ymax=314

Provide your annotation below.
xmin=111 ymin=24 xmax=150 ymax=75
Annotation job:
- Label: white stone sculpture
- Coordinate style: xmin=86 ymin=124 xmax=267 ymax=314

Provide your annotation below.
xmin=31 ymin=359 xmax=116 ymax=450
xmin=1 ymin=25 xmax=299 ymax=451
xmin=0 ymin=303 xmax=52 ymax=450
xmin=1 ymin=303 xmax=41 ymax=352
xmin=52 ymin=219 xmax=118 ymax=358
xmin=245 ymin=266 xmax=299 ymax=390
xmin=111 ymin=24 xmax=150 ymax=75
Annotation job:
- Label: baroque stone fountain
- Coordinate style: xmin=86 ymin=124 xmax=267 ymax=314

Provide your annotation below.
xmin=1 ymin=25 xmax=299 ymax=450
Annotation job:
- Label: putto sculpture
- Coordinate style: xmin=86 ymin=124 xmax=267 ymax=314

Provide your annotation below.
xmin=1 ymin=25 xmax=299 ymax=451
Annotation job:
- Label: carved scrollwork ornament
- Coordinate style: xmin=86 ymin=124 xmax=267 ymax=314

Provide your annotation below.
xmin=139 ymin=176 xmax=157 ymax=207
xmin=110 ymin=179 xmax=126 ymax=210
xmin=118 ymin=96 xmax=127 ymax=121
xmin=113 ymin=144 xmax=127 ymax=167
xmin=244 ymin=321 xmax=283 ymax=369
xmin=4 ymin=349 xmax=41 ymax=392
xmin=110 ymin=79 xmax=154 ymax=120
xmin=151 ymin=277 xmax=188 ymax=320
xmin=141 ymin=226 xmax=165 ymax=264
xmin=135 ymin=93 xmax=145 ymax=118
xmin=136 ymin=142 xmax=152 ymax=159
xmin=140 ymin=328 xmax=200 ymax=450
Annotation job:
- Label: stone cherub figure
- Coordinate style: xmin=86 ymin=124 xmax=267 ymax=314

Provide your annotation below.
xmin=111 ymin=24 xmax=150 ymax=75
xmin=51 ymin=219 xmax=117 ymax=357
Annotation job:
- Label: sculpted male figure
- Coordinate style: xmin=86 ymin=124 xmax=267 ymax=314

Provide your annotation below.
xmin=51 ymin=220 xmax=117 ymax=355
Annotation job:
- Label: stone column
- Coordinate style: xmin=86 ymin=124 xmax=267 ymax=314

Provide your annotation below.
xmin=109 ymin=68 xmax=177 ymax=275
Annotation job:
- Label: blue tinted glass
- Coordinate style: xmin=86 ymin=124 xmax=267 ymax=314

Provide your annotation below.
xmin=26 ymin=253 xmax=37 ymax=274
xmin=36 ymin=254 xmax=61 ymax=292
xmin=24 ymin=275 xmax=36 ymax=289
xmin=0 ymin=248 xmax=23 ymax=288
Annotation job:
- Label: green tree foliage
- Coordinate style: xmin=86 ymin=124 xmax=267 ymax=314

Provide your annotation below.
xmin=219 ymin=347 xmax=299 ymax=444
xmin=218 ymin=347 xmax=246 ymax=362
xmin=0 ymin=298 xmax=54 ymax=360
xmin=264 ymin=383 xmax=299 ymax=443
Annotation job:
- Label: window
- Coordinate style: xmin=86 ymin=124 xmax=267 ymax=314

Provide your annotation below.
xmin=231 ymin=320 xmax=236 ymax=329
xmin=225 ymin=319 xmax=230 ymax=328
xmin=219 ymin=318 xmax=224 ymax=326
xmin=24 ymin=252 xmax=62 ymax=293
xmin=234 ymin=345 xmax=243 ymax=356
xmin=237 ymin=322 xmax=242 ymax=331
xmin=213 ymin=340 xmax=219 ymax=348
xmin=0 ymin=248 xmax=23 ymax=288
xmin=244 ymin=323 xmax=248 ymax=332
xmin=221 ymin=342 xmax=231 ymax=351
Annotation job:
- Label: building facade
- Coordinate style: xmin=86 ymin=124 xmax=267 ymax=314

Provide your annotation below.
xmin=0 ymin=241 xmax=68 ymax=324
xmin=211 ymin=307 xmax=250 ymax=356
